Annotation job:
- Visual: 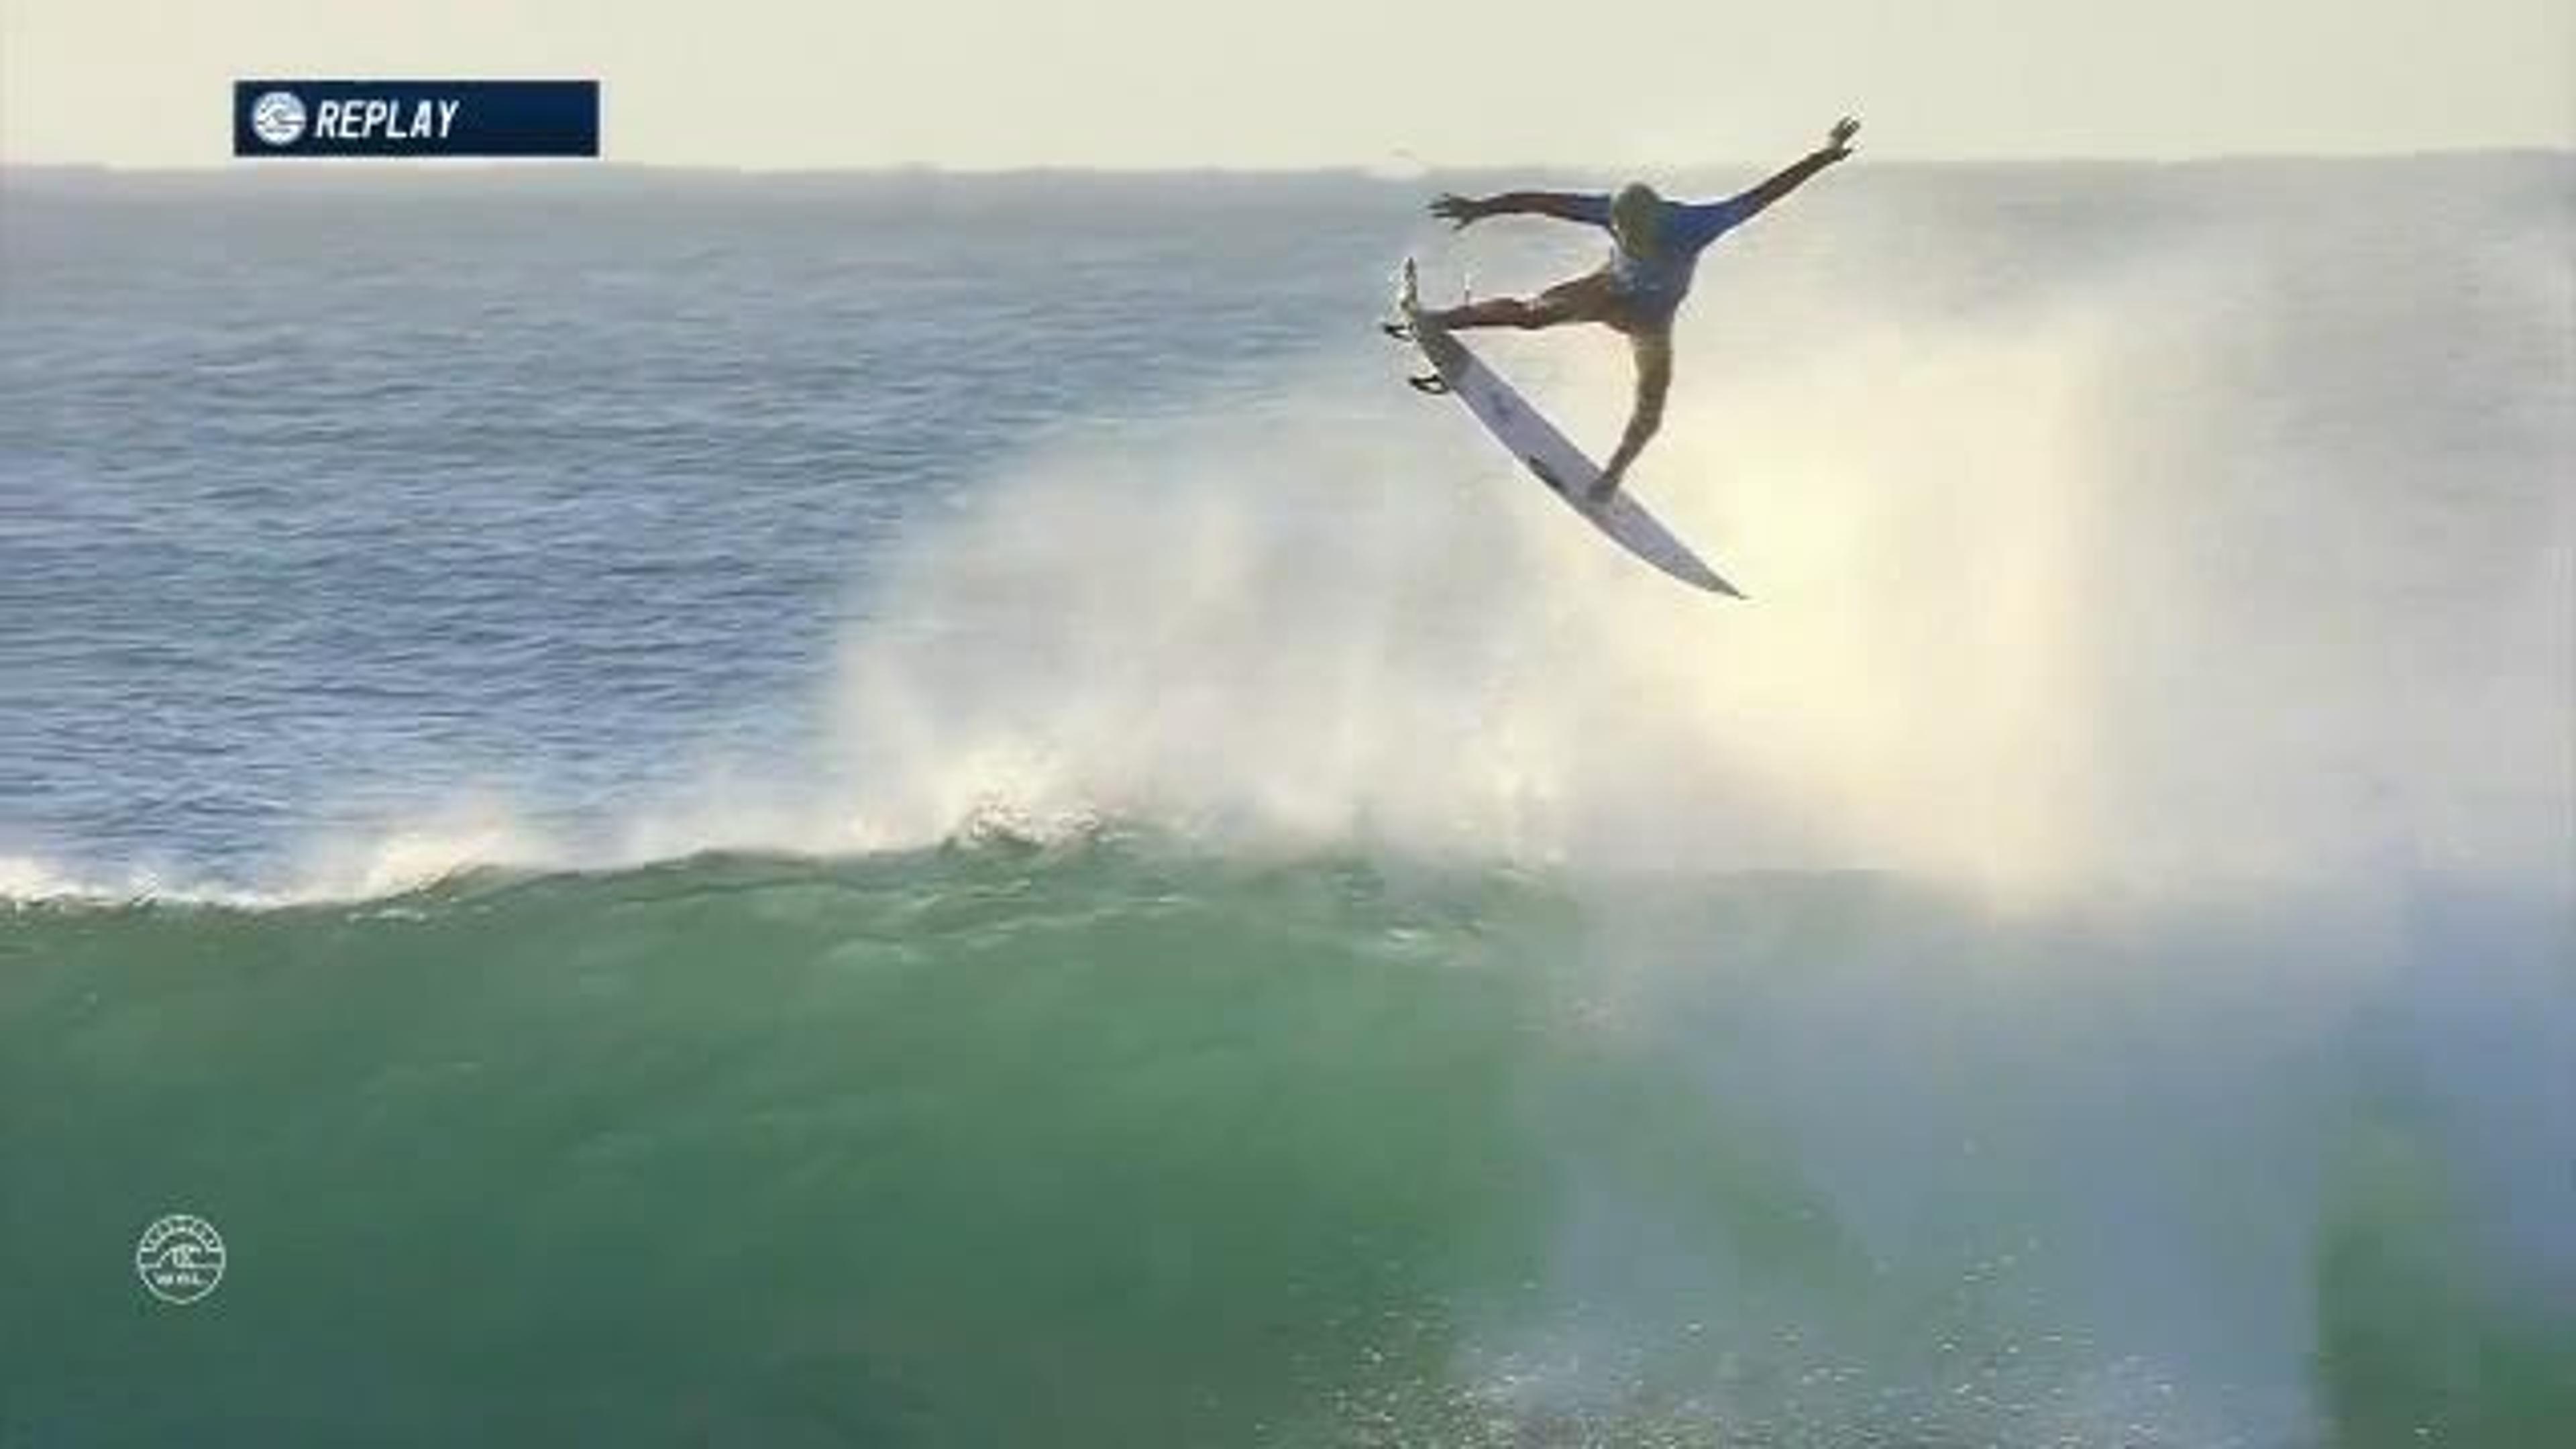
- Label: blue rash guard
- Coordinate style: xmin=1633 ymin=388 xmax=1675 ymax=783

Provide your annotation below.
xmin=1564 ymin=192 xmax=1758 ymax=325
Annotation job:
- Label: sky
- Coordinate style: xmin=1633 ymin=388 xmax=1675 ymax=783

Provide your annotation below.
xmin=2 ymin=0 xmax=2569 ymax=168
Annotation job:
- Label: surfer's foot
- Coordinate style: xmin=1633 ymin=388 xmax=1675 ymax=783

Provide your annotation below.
xmin=1587 ymin=474 xmax=1623 ymax=503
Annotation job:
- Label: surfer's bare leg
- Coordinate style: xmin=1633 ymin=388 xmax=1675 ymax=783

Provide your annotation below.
xmin=1424 ymin=272 xmax=1617 ymax=333
xmin=1592 ymin=329 xmax=1672 ymax=500
xmin=1424 ymin=297 xmax=1569 ymax=330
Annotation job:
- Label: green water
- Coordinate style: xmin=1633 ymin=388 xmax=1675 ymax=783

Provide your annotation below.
xmin=4 ymin=845 xmax=2569 ymax=1446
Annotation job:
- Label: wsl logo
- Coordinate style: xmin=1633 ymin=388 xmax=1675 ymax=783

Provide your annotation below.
xmin=135 ymin=1214 xmax=227 ymax=1306
xmin=248 ymin=89 xmax=307 ymax=148
xmin=233 ymin=80 xmax=598 ymax=158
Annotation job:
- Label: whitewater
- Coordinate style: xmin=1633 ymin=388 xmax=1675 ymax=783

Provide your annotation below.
xmin=3 ymin=156 xmax=2570 ymax=1446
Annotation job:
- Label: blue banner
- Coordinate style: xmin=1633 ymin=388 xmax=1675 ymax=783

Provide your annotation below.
xmin=234 ymin=80 xmax=598 ymax=158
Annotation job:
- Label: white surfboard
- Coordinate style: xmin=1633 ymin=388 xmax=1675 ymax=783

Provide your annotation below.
xmin=1394 ymin=260 xmax=1741 ymax=598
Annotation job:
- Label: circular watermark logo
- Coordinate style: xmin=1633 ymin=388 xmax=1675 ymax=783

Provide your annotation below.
xmin=249 ymin=90 xmax=307 ymax=148
xmin=135 ymin=1214 xmax=226 ymax=1305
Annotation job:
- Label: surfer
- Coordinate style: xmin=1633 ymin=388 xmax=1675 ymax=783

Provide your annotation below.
xmin=1419 ymin=117 xmax=1860 ymax=500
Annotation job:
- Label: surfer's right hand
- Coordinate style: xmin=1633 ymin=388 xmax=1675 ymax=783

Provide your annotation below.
xmin=1430 ymin=193 xmax=1488 ymax=229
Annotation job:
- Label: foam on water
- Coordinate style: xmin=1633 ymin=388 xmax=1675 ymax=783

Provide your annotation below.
xmin=604 ymin=158 xmax=2575 ymax=912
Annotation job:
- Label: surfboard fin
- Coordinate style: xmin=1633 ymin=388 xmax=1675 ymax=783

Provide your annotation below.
xmin=1407 ymin=374 xmax=1452 ymax=396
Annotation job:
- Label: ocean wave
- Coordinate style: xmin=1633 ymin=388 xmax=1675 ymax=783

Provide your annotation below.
xmin=6 ymin=845 xmax=2569 ymax=1441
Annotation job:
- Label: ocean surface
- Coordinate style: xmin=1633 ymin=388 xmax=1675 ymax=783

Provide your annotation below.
xmin=3 ymin=157 xmax=2571 ymax=1446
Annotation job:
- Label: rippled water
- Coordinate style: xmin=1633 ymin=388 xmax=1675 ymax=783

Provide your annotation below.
xmin=4 ymin=158 xmax=2571 ymax=1445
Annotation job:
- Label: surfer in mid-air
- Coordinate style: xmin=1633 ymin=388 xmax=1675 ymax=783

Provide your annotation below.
xmin=1416 ymin=116 xmax=1860 ymax=500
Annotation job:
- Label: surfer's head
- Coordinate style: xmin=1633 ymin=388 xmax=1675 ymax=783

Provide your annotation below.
xmin=1609 ymin=182 xmax=1664 ymax=252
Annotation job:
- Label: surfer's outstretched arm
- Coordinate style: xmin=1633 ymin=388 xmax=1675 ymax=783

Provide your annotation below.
xmin=1726 ymin=116 xmax=1860 ymax=219
xmin=1430 ymin=191 xmax=1605 ymax=228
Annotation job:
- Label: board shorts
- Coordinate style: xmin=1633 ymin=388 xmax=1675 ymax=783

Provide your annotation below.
xmin=1537 ymin=268 xmax=1676 ymax=336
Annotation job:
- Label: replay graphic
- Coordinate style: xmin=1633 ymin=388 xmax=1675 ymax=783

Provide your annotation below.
xmin=233 ymin=80 xmax=598 ymax=158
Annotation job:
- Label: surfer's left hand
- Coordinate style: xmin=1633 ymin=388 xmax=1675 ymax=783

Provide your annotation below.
xmin=1821 ymin=115 xmax=1861 ymax=160
xmin=1430 ymin=193 xmax=1488 ymax=229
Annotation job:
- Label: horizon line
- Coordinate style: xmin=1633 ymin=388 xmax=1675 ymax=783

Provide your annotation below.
xmin=2 ymin=144 xmax=2568 ymax=181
